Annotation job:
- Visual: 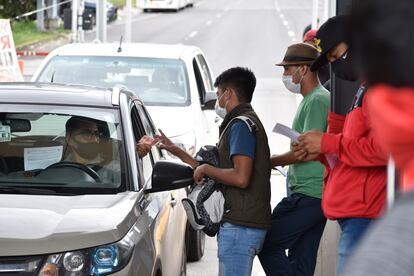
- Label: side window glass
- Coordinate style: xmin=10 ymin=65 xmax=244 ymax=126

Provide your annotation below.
xmin=130 ymin=106 xmax=153 ymax=181
xmin=193 ymin=58 xmax=206 ymax=104
xmin=135 ymin=102 xmax=162 ymax=161
xmin=196 ymin=54 xmax=214 ymax=91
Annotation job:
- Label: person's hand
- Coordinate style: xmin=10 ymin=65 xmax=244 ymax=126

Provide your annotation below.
xmin=136 ymin=135 xmax=160 ymax=158
xmin=294 ymin=131 xmax=324 ymax=161
xmin=155 ymin=129 xmax=179 ymax=155
xmin=292 ymin=143 xmax=319 ymax=161
xmin=194 ymin=164 xmax=208 ymax=184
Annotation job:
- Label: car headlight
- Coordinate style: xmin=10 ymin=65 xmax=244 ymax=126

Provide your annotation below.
xmin=171 ymin=130 xmax=196 ymax=156
xmin=38 ymin=234 xmax=134 ymax=276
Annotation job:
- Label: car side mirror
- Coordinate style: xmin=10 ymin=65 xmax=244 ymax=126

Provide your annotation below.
xmin=201 ymin=91 xmax=217 ymax=110
xmin=146 ymin=160 xmax=194 ymax=193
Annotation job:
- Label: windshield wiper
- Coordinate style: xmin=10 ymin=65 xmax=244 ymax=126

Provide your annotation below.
xmin=0 ymin=185 xmax=75 ymax=196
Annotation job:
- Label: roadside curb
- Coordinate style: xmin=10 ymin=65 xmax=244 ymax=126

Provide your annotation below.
xmin=16 ymin=33 xmax=71 ymax=54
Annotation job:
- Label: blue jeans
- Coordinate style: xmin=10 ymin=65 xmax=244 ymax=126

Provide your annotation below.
xmin=336 ymin=218 xmax=373 ymax=275
xmin=218 ymin=222 xmax=267 ymax=276
xmin=258 ymin=193 xmax=326 ymax=276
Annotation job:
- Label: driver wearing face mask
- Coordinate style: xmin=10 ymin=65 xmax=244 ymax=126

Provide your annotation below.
xmin=258 ymin=43 xmax=330 ymax=276
xmin=64 ymin=116 xmax=157 ymax=182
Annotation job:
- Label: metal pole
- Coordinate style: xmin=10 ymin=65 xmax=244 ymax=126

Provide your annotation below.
xmin=52 ymin=0 xmax=58 ymax=18
xmin=312 ymin=0 xmax=319 ymax=29
xmin=323 ymin=0 xmax=330 ymax=23
xmin=125 ymin=0 xmax=132 ymax=42
xmin=36 ymin=0 xmax=45 ymax=31
xmin=72 ymin=0 xmax=78 ymax=42
xmin=97 ymin=0 xmax=107 ymax=42
xmin=78 ymin=0 xmax=85 ymax=42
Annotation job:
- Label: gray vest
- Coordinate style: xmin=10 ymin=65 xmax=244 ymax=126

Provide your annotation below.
xmin=218 ymin=104 xmax=272 ymax=229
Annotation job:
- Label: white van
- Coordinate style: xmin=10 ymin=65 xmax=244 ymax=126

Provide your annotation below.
xmin=137 ymin=0 xmax=194 ymax=12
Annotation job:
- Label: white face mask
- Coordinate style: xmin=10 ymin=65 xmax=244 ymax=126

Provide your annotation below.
xmin=282 ymin=67 xmax=304 ymax=94
xmin=215 ymin=91 xmax=228 ymax=119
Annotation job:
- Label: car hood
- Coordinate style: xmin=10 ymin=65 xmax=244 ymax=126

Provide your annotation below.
xmin=0 ymin=192 xmax=140 ymax=256
xmin=146 ymin=106 xmax=195 ymax=137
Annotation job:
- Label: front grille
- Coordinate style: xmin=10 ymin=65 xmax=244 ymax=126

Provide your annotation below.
xmin=0 ymin=256 xmax=44 ymax=275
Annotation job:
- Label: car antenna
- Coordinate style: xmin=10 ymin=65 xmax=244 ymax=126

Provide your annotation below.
xmin=117 ymin=36 xmax=123 ymax=53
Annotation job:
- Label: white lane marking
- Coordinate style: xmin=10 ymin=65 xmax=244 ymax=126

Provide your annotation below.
xmin=287 ymin=30 xmax=295 ymax=37
xmin=283 ymin=20 xmax=288 ymax=26
xmin=224 ymin=7 xmax=230 ymax=12
xmin=279 ymin=13 xmax=284 ymax=19
xmin=216 ymin=13 xmax=222 ymax=18
xmin=189 ymin=31 xmax=198 ymax=38
xmin=206 ymin=20 xmax=212 ymax=26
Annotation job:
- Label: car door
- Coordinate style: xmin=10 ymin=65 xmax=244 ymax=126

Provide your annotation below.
xmin=134 ymin=101 xmax=187 ymax=275
xmin=115 ymin=101 xmax=158 ymax=275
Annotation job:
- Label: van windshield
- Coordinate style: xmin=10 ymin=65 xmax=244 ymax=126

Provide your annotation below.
xmin=37 ymin=56 xmax=190 ymax=107
xmin=0 ymin=106 xmax=125 ymax=195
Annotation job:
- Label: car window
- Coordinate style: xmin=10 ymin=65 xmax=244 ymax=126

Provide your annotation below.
xmin=193 ymin=57 xmax=206 ymax=104
xmin=135 ymin=101 xmax=162 ymax=162
xmin=0 ymin=107 xmax=125 ymax=194
xmin=196 ymin=54 xmax=214 ymax=92
xmin=37 ymin=56 xmax=191 ymax=107
xmin=130 ymin=106 xmax=153 ymax=181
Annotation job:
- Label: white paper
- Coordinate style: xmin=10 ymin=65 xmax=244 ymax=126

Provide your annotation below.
xmin=0 ymin=125 xmax=11 ymax=142
xmin=24 ymin=146 xmax=63 ymax=171
xmin=273 ymin=123 xmax=300 ymax=142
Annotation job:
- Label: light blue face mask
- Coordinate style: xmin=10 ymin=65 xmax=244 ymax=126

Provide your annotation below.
xmin=282 ymin=67 xmax=304 ymax=94
xmin=214 ymin=90 xmax=228 ymax=119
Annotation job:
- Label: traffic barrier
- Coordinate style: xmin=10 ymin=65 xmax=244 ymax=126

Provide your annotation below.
xmin=18 ymin=60 xmax=24 ymax=75
xmin=16 ymin=51 xmax=49 ymax=57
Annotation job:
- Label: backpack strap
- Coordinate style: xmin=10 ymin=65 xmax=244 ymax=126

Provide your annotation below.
xmin=218 ymin=115 xmax=257 ymax=142
xmin=234 ymin=115 xmax=257 ymax=133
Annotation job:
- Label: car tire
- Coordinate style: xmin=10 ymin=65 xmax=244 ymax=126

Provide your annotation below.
xmin=186 ymin=223 xmax=205 ymax=262
xmin=180 ymin=239 xmax=187 ymax=276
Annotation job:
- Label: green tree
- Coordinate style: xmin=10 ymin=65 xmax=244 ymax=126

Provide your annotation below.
xmin=0 ymin=0 xmax=36 ymax=19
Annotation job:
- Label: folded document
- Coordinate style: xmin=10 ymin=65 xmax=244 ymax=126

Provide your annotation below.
xmin=273 ymin=123 xmax=300 ymax=142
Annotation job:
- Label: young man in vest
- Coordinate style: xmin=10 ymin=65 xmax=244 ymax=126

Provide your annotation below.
xmin=294 ymin=15 xmax=388 ymax=275
xmin=258 ymin=43 xmax=330 ymax=276
xmin=157 ymin=67 xmax=272 ymax=276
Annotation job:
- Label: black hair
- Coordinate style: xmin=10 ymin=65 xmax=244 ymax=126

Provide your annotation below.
xmin=66 ymin=116 xmax=93 ymax=135
xmin=213 ymin=67 xmax=256 ymax=103
xmin=349 ymin=0 xmax=414 ymax=87
xmin=65 ymin=116 xmax=109 ymax=138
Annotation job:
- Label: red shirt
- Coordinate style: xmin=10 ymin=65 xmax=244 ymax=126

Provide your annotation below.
xmin=320 ymin=86 xmax=388 ymax=219
xmin=367 ymin=85 xmax=414 ymax=192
